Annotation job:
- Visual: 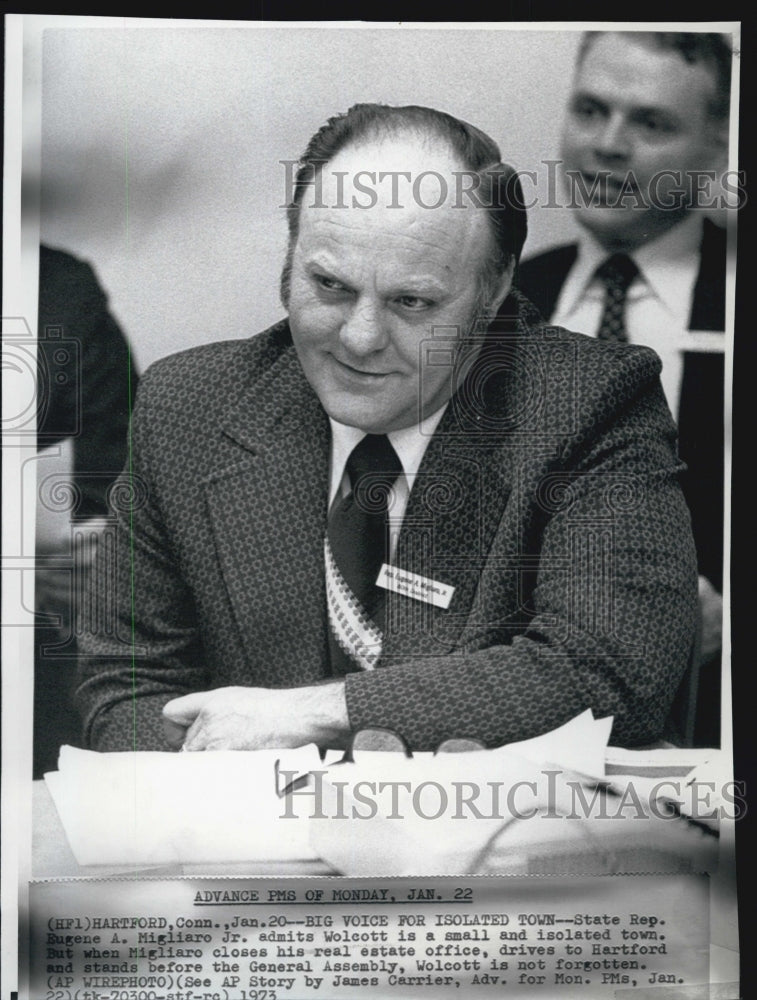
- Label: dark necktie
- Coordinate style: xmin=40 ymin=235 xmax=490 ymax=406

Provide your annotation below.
xmin=595 ymin=253 xmax=639 ymax=343
xmin=325 ymin=434 xmax=403 ymax=674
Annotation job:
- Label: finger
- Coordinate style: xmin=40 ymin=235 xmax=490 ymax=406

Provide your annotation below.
xmin=162 ymin=716 xmax=188 ymax=750
xmin=162 ymin=691 xmax=210 ymax=725
xmin=180 ymin=712 xmax=208 ymax=752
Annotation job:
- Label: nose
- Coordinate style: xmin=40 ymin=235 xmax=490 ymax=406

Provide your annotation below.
xmin=594 ymin=112 xmax=631 ymax=162
xmin=338 ymin=297 xmax=390 ymax=357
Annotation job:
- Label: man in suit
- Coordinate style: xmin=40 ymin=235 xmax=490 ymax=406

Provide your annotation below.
xmin=76 ymin=103 xmax=698 ymax=755
xmin=516 ymin=33 xmax=731 ymax=745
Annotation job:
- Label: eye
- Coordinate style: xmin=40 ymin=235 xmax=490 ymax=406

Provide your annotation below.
xmin=635 ymin=113 xmax=677 ymax=136
xmin=395 ymin=295 xmax=434 ymax=310
xmin=314 ymin=273 xmax=350 ymax=294
xmin=571 ymin=97 xmax=605 ymax=122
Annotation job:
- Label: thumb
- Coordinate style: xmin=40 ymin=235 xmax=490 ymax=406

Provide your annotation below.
xmin=162 ymin=691 xmax=210 ymax=724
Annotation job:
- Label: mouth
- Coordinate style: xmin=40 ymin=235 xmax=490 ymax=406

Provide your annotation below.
xmin=332 ymin=356 xmax=392 ymax=380
xmin=577 ymin=171 xmax=639 ymax=201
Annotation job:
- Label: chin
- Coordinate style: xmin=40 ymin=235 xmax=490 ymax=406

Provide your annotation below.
xmin=321 ymin=397 xmax=388 ymax=432
xmin=576 ymin=208 xmax=652 ymax=247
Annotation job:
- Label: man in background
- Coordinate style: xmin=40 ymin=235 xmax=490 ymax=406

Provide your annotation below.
xmin=35 ymin=245 xmax=138 ymax=776
xmin=515 ymin=32 xmax=732 ymax=745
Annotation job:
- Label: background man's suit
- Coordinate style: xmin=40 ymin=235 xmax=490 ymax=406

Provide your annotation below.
xmin=35 ymin=245 xmax=138 ymax=777
xmin=515 ymin=219 xmax=726 ymax=591
xmin=76 ymin=292 xmax=698 ymax=752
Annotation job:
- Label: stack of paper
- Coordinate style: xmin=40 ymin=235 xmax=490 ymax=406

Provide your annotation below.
xmin=45 ymin=744 xmax=323 ymax=866
xmin=309 ymin=712 xmax=719 ymax=876
xmin=309 ymin=711 xmax=614 ymax=875
xmin=45 ymin=712 xmax=722 ymax=874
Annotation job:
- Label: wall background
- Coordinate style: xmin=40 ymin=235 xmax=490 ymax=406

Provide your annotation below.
xmin=39 ymin=25 xmax=581 ymax=372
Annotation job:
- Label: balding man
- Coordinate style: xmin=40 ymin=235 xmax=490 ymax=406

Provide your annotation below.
xmin=76 ymin=103 xmax=698 ymax=754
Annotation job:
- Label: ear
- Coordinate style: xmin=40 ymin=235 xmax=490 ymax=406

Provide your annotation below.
xmin=707 ymin=118 xmax=730 ymax=173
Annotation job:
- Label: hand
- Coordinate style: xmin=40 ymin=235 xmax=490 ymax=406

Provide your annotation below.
xmin=698 ymin=575 xmax=723 ymax=663
xmin=162 ymin=683 xmax=349 ymax=751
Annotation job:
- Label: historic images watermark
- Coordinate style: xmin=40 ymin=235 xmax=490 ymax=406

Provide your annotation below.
xmin=278 ymin=768 xmax=747 ymax=823
xmin=281 ymin=159 xmax=747 ymax=213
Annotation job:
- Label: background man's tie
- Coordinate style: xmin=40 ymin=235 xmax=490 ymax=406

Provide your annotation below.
xmin=325 ymin=434 xmax=403 ymax=674
xmin=595 ymin=253 xmax=639 ymax=343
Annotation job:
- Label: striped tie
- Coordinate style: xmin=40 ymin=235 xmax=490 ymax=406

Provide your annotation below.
xmin=595 ymin=253 xmax=639 ymax=343
xmin=325 ymin=434 xmax=403 ymax=674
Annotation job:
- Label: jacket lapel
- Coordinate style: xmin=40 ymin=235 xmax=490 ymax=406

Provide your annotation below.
xmin=381 ymin=294 xmax=557 ymax=663
xmin=690 ymin=218 xmax=726 ymax=331
xmin=381 ymin=313 xmax=543 ymax=663
xmin=204 ymin=346 xmax=331 ymax=686
xmin=381 ymin=426 xmax=515 ymax=662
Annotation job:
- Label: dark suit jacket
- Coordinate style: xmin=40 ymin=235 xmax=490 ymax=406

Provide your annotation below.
xmin=35 ymin=245 xmax=139 ymax=779
xmin=38 ymin=245 xmax=139 ymax=517
xmin=515 ymin=220 xmax=726 ymax=590
xmin=75 ymin=292 xmax=698 ymax=752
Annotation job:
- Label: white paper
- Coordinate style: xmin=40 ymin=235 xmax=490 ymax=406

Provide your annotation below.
xmin=45 ymin=744 xmax=323 ymax=865
xmin=308 ymin=712 xmax=718 ymax=876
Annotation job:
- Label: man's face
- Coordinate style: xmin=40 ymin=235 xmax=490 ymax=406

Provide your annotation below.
xmin=286 ymin=137 xmax=512 ymax=434
xmin=561 ymin=33 xmax=726 ymax=250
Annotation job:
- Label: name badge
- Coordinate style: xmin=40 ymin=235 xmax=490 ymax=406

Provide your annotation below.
xmin=376 ymin=563 xmax=455 ymax=610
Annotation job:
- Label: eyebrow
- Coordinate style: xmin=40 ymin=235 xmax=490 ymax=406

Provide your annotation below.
xmin=305 ymin=255 xmax=349 ymax=282
xmin=393 ymin=277 xmax=450 ymax=298
xmin=304 ymin=256 xmax=452 ymax=299
xmin=572 ymin=90 xmax=607 ymax=106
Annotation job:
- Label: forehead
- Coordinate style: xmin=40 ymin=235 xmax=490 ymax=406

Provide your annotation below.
xmin=575 ymin=34 xmax=717 ymax=118
xmin=295 ymin=136 xmax=493 ymax=274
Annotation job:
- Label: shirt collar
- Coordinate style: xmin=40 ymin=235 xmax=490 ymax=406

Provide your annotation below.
xmin=562 ymin=213 xmax=704 ymax=322
xmin=632 ymin=213 xmax=703 ymax=320
xmin=328 ymin=404 xmax=448 ymax=506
